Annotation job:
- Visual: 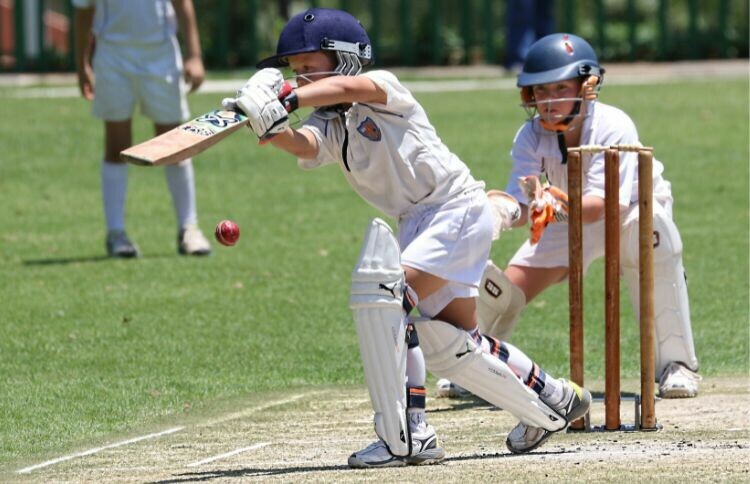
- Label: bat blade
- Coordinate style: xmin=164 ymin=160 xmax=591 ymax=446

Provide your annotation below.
xmin=120 ymin=109 xmax=248 ymax=166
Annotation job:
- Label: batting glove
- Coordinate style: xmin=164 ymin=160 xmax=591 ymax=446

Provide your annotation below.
xmin=221 ymin=68 xmax=286 ymax=112
xmin=232 ymin=84 xmax=289 ymax=140
xmin=486 ymin=190 xmax=521 ymax=240
xmin=244 ymin=68 xmax=285 ymax=96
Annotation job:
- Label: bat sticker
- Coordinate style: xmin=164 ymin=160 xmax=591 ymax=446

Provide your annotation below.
xmin=181 ymin=110 xmax=247 ymax=137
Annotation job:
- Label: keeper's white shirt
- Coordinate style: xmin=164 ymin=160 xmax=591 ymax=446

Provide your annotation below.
xmin=504 ymin=101 xmax=668 ymax=207
xmin=505 ymin=101 xmax=674 ymax=271
xmin=72 ymin=0 xmax=177 ymax=45
xmin=299 ymin=70 xmax=484 ymax=219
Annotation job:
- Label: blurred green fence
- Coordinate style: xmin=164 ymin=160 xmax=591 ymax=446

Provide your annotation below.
xmin=1 ymin=0 xmax=748 ymax=72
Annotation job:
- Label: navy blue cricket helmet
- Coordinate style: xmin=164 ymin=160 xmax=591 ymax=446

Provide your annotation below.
xmin=257 ymin=8 xmax=373 ymax=76
xmin=517 ymin=33 xmax=604 ymax=88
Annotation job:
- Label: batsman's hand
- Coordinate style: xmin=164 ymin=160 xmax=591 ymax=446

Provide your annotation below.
xmin=486 ymin=190 xmax=521 ymax=241
xmin=241 ymin=68 xmax=285 ymax=96
xmin=518 ymin=176 xmax=569 ymax=244
xmin=229 ymin=84 xmax=290 ymax=140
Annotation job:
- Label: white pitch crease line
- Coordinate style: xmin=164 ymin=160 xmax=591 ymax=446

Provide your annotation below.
xmin=186 ymin=442 xmax=270 ymax=467
xmin=16 ymin=426 xmax=184 ymax=474
xmin=201 ymin=392 xmax=319 ymax=426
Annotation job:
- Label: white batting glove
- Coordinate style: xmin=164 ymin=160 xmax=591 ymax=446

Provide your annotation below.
xmin=221 ymin=67 xmax=285 ymax=112
xmin=233 ymin=85 xmax=289 ymax=140
xmin=486 ymin=190 xmax=521 ymax=240
xmin=220 ymin=97 xmax=239 ymax=111
xmin=221 ymin=68 xmax=284 ymax=112
xmin=242 ymin=68 xmax=285 ymax=95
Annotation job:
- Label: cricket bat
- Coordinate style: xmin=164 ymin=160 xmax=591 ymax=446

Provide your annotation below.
xmin=121 ymin=83 xmax=293 ymax=166
xmin=120 ymin=109 xmax=249 ymax=166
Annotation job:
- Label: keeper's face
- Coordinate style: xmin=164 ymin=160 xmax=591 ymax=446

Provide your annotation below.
xmin=288 ymin=51 xmax=338 ymax=87
xmin=531 ymin=78 xmax=582 ymax=122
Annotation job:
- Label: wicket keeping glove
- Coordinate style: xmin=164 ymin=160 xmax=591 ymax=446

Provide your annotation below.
xmin=518 ymin=176 xmax=569 ymax=245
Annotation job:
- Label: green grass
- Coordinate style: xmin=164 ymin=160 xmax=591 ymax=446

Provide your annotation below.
xmin=0 ymin=78 xmax=748 ymax=466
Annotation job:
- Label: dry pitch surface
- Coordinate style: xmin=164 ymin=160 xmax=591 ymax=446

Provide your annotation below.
xmin=8 ymin=377 xmax=749 ymax=483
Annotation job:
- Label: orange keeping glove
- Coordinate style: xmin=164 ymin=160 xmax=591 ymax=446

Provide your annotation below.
xmin=518 ymin=176 xmax=569 ymax=245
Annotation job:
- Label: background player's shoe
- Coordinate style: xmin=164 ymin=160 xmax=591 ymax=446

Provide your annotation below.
xmin=659 ymin=362 xmax=701 ymax=398
xmin=435 ymin=378 xmax=471 ymax=399
xmin=505 ymin=379 xmax=591 ymax=454
xmin=106 ymin=230 xmax=140 ymax=258
xmin=347 ymin=423 xmax=445 ymax=468
xmin=178 ymin=224 xmax=212 ymax=256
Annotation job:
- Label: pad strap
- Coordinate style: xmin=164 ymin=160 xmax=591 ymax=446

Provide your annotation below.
xmin=407 ymin=386 xmax=426 ymax=409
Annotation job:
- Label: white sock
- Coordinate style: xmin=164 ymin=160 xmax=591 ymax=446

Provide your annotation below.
xmin=540 ymin=377 xmax=565 ymax=407
xmin=501 ymin=341 xmax=563 ymax=404
xmin=165 ymin=159 xmax=197 ymax=228
xmin=408 ymin=408 xmax=426 ymax=430
xmin=101 ymin=160 xmax=128 ymax=231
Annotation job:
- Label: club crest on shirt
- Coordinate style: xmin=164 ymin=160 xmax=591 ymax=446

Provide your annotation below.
xmin=357 ymin=117 xmax=381 ymax=141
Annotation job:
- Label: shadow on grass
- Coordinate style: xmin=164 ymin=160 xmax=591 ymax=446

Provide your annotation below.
xmin=22 ymin=253 xmax=177 ymax=266
xmin=148 ymin=450 xmax=571 ymax=483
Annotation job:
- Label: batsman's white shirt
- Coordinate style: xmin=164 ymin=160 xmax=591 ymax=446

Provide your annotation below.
xmin=300 ymin=70 xmax=483 ymax=218
xmin=505 ymin=101 xmax=673 ymax=271
xmin=299 ymin=70 xmax=492 ymax=314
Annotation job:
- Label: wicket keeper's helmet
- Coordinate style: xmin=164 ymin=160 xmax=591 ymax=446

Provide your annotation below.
xmin=257 ymin=8 xmax=373 ymax=76
xmin=517 ymin=33 xmax=603 ymax=88
xmin=518 ymin=33 xmax=605 ymax=131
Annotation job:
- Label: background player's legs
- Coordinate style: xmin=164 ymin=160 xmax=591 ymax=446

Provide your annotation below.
xmin=102 ymin=120 xmax=138 ymax=258
xmin=154 ymin=123 xmax=211 ymax=255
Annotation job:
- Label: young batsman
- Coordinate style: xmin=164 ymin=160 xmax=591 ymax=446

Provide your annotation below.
xmin=224 ymin=8 xmax=593 ymax=466
xmin=438 ymin=33 xmax=700 ymax=401
xmin=74 ymin=0 xmax=212 ymax=257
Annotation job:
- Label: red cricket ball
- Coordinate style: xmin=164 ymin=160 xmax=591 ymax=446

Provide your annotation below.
xmin=215 ymin=220 xmax=240 ymax=246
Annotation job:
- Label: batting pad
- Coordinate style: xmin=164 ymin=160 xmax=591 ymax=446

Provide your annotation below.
xmin=620 ymin=208 xmax=698 ymax=377
xmin=350 ymin=218 xmax=411 ymax=457
xmin=413 ymin=318 xmax=566 ymax=432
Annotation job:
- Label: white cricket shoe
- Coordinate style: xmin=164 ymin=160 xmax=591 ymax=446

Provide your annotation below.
xmin=106 ymin=230 xmax=140 ymax=258
xmin=435 ymin=378 xmax=471 ymax=399
xmin=347 ymin=423 xmax=445 ymax=468
xmin=659 ymin=362 xmax=701 ymax=398
xmin=506 ymin=379 xmax=591 ymax=454
xmin=178 ymin=224 xmax=211 ymax=256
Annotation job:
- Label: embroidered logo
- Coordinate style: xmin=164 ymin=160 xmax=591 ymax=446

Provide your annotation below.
xmin=563 ymin=34 xmax=575 ymax=55
xmin=357 ymin=117 xmax=381 ymax=141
